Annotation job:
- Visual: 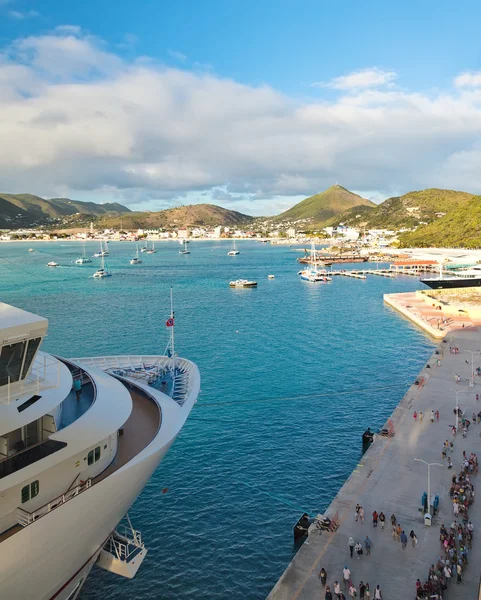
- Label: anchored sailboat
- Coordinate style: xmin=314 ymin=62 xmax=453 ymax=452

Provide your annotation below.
xmin=130 ymin=245 xmax=142 ymax=265
xmin=92 ymin=254 xmax=112 ymax=278
xmin=227 ymin=239 xmax=240 ymax=256
xmin=75 ymin=243 xmax=92 ymax=264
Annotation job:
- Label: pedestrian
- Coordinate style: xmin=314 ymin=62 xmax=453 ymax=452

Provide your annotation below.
xmin=349 ymin=584 xmax=357 ymax=598
xmin=73 ymin=377 xmax=82 ymax=400
xmin=430 ymin=410 xmax=435 ymax=422
xmin=419 ymin=411 xmax=424 ymax=421
xmin=355 ymin=504 xmax=360 ymax=521
xmin=379 ymin=512 xmax=385 ymax=530
xmin=343 ymin=566 xmax=351 ymax=589
xmin=348 ymin=537 xmax=354 ymax=558
xmin=374 ymin=585 xmax=382 ymax=599
xmin=334 ymin=581 xmax=342 ymax=599
xmin=395 ymin=524 xmax=402 ymax=541
xmin=372 ymin=510 xmax=378 ymax=527
xmin=448 ymin=457 xmax=453 ymax=469
xmin=400 ymin=530 xmax=408 ymax=550
xmin=444 ymin=565 xmax=451 ymax=586
xmin=365 ymin=583 xmax=370 ymax=599
xmin=325 ymin=586 xmax=333 ymax=600
xmin=359 ymin=506 xmax=365 ymax=523
xmin=409 ymin=530 xmax=417 ymax=547
xmin=364 ymin=535 xmax=371 ymax=555
xmin=319 ymin=567 xmax=327 ymax=586
xmin=390 ymin=514 xmax=396 ymax=527
xmin=456 ymin=563 xmax=462 ymax=584
xmin=413 ymin=410 xmax=417 ymax=421
xmin=477 ymin=394 xmax=479 ymax=402
xmin=359 ymin=582 xmax=366 ymax=599
xmin=436 ymin=410 xmax=440 ymax=421
xmin=355 ymin=541 xmax=363 ymax=559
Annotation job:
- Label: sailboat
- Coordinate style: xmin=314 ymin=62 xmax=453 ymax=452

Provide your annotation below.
xmin=92 ymin=254 xmax=112 ymax=278
xmin=130 ymin=245 xmax=142 ymax=264
xmin=179 ymin=240 xmax=190 ymax=255
xmin=227 ymin=239 xmax=240 ymax=256
xmin=93 ymin=241 xmax=108 ymax=257
xmin=75 ymin=242 xmax=92 ymax=264
xmin=298 ymin=241 xmax=330 ymax=283
xmin=140 ymin=242 xmax=148 ymax=252
xmin=146 ymin=241 xmax=156 ymax=254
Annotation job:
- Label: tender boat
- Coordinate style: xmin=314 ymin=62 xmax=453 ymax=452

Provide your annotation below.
xmin=130 ymin=245 xmax=142 ymax=265
xmin=227 ymin=240 xmax=240 ymax=256
xmin=0 ymin=297 xmax=199 ymax=599
xmin=47 ymin=261 xmax=59 ymax=267
xmin=229 ymin=279 xmax=257 ymax=288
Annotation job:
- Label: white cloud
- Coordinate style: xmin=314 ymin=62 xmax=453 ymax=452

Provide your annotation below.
xmin=168 ymin=49 xmax=187 ymax=63
xmin=8 ymin=9 xmax=39 ymax=19
xmin=1 ymin=30 xmax=481 ymax=214
xmin=315 ymin=67 xmax=397 ymax=90
xmin=454 ymin=71 xmax=481 ymax=88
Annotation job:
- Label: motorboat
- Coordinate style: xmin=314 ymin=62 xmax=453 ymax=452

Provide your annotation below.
xmin=28 ymin=248 xmax=34 ymax=253
xmin=47 ymin=261 xmax=59 ymax=267
xmin=229 ymin=279 xmax=257 ymax=288
xmin=268 ymin=275 xmax=275 ymax=279
xmin=227 ymin=240 xmax=240 ymax=256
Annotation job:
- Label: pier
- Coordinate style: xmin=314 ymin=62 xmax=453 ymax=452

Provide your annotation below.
xmin=268 ymin=327 xmax=481 ymax=600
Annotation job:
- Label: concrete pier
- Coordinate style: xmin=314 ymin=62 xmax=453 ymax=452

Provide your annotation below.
xmin=268 ymin=327 xmax=481 ymax=600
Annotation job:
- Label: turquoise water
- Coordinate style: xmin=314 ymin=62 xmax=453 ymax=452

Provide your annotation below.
xmin=0 ymin=241 xmax=434 ymax=600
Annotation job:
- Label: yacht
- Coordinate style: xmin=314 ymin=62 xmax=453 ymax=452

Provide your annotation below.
xmin=146 ymin=241 xmax=157 ymax=254
xmin=130 ymin=246 xmax=142 ymax=265
xmin=421 ymin=265 xmax=481 ymax=289
xmin=92 ymin=242 xmax=108 ymax=258
xmin=47 ymin=261 xmax=59 ymax=268
xmin=0 ymin=301 xmax=200 ymax=600
xmin=75 ymin=244 xmax=92 ymax=265
xmin=227 ymin=240 xmax=240 ymax=256
xmin=92 ymin=255 xmax=112 ymax=278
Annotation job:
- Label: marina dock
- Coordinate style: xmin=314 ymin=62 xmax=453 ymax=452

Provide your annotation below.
xmin=268 ymin=327 xmax=481 ymax=600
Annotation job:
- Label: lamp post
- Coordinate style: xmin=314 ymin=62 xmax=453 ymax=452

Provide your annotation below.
xmin=465 ymin=350 xmax=476 ymax=386
xmin=414 ymin=458 xmax=443 ymax=519
xmin=449 ymin=389 xmax=469 ymax=431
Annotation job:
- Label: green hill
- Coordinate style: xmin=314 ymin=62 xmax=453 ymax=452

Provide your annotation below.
xmin=98 ymin=203 xmax=254 ymax=230
xmin=399 ymin=196 xmax=481 ymax=248
xmin=274 ymin=185 xmax=375 ymax=226
xmin=325 ymin=188 xmax=474 ymax=230
xmin=0 ymin=193 xmax=130 ymax=228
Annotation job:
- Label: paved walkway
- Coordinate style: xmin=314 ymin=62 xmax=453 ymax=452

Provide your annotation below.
xmin=268 ymin=327 xmax=481 ymax=600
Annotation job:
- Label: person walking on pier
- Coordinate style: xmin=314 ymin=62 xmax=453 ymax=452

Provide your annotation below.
xmin=343 ymin=566 xmax=351 ymax=589
xmin=372 ymin=510 xmax=378 ymax=527
xmin=364 ymin=535 xmax=371 ymax=555
xmin=379 ymin=512 xmax=385 ymax=530
xmin=409 ymin=529 xmax=417 ymax=547
xmin=355 ymin=504 xmax=360 ymax=521
xmin=374 ymin=584 xmax=383 ymax=599
xmin=395 ymin=524 xmax=402 ymax=541
xmin=400 ymin=530 xmax=408 ymax=550
xmin=334 ymin=581 xmax=341 ymax=599
xmin=456 ymin=562 xmax=462 ymax=584
xmin=359 ymin=506 xmax=365 ymax=523
xmin=348 ymin=537 xmax=354 ymax=558
xmin=359 ymin=582 xmax=366 ymax=599
xmin=390 ymin=514 xmax=396 ymax=527
xmin=324 ymin=586 xmax=333 ymax=600
xmin=419 ymin=411 xmax=424 ymax=422
xmin=355 ymin=541 xmax=363 ymax=559
xmin=319 ymin=567 xmax=327 ymax=586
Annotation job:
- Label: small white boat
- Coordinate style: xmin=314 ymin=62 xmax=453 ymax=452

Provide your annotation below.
xmin=227 ymin=240 xmax=240 ymax=256
xmin=140 ymin=244 xmax=148 ymax=252
xmin=92 ymin=255 xmax=112 ymax=278
xmin=93 ymin=241 xmax=108 ymax=257
xmin=146 ymin=241 xmax=156 ymax=254
xmin=229 ymin=279 xmax=257 ymax=288
xmin=268 ymin=274 xmax=275 ymax=279
xmin=75 ymin=243 xmax=92 ymax=264
xmin=179 ymin=240 xmax=190 ymax=255
xmin=130 ymin=245 xmax=142 ymax=265
xmin=28 ymin=248 xmax=34 ymax=253
xmin=47 ymin=261 xmax=59 ymax=267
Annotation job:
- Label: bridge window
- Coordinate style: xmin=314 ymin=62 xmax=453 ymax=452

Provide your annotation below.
xmin=0 ymin=341 xmax=26 ymax=387
xmin=21 ymin=480 xmax=39 ymax=503
xmin=87 ymin=446 xmax=101 ymax=466
xmin=21 ymin=337 xmax=41 ymax=379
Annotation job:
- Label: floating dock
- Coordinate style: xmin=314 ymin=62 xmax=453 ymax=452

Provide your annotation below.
xmin=268 ymin=327 xmax=481 ymax=600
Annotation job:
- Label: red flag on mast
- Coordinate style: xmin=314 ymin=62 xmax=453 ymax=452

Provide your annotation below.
xmin=166 ymin=318 xmax=174 ymax=327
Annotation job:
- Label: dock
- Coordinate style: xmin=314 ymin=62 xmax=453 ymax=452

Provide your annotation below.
xmin=268 ymin=326 xmax=481 ymax=600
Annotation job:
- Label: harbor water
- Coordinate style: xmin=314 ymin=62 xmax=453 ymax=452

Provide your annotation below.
xmin=0 ymin=241 xmax=434 ymax=600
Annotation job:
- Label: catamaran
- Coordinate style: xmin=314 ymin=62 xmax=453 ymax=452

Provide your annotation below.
xmin=93 ymin=241 xmax=108 ymax=258
xmin=0 ymin=295 xmax=200 ymax=600
xmin=92 ymin=254 xmax=112 ymax=278
xmin=146 ymin=241 xmax=157 ymax=254
xmin=130 ymin=245 xmax=142 ymax=265
xmin=75 ymin=243 xmax=93 ymax=264
xmin=179 ymin=240 xmax=190 ymax=255
xmin=227 ymin=240 xmax=240 ymax=256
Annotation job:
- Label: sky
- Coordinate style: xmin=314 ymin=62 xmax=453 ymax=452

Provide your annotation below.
xmin=1 ymin=0 xmax=481 ymax=215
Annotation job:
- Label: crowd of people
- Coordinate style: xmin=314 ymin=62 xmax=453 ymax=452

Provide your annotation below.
xmin=414 ymin=451 xmax=476 ymax=598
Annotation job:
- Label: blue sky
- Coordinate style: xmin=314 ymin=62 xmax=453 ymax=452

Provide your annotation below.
xmin=1 ymin=0 xmax=481 ymax=214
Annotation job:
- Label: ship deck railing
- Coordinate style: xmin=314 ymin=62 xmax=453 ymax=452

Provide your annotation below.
xmin=0 ymin=354 xmax=61 ymax=405
xmin=104 ymin=524 xmax=144 ymax=562
xmin=16 ymin=477 xmax=91 ymax=526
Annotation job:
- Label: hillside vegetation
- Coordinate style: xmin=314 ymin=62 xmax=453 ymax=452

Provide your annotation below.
xmin=98 ymin=204 xmax=254 ymax=229
xmin=274 ymin=185 xmax=374 ymax=226
xmin=399 ymin=197 xmax=481 ymax=248
xmin=325 ymin=188 xmax=474 ymax=229
xmin=0 ymin=193 xmax=130 ymax=228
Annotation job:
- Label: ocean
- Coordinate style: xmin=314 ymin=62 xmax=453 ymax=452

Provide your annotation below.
xmin=0 ymin=240 xmax=434 ymax=600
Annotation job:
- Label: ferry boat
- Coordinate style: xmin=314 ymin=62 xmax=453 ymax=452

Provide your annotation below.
xmin=0 ymin=299 xmax=200 ymax=600
xmin=229 ymin=279 xmax=257 ymax=288
xmin=227 ymin=240 xmax=240 ymax=256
